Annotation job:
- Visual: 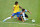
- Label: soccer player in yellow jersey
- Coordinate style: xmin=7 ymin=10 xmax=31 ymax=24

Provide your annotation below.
xmin=3 ymin=1 xmax=32 ymax=22
xmin=11 ymin=1 xmax=23 ymax=20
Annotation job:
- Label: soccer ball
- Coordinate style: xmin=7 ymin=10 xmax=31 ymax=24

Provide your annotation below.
xmin=32 ymin=19 xmax=35 ymax=23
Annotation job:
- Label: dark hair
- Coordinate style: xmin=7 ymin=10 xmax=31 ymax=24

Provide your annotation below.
xmin=15 ymin=1 xmax=18 ymax=5
xmin=22 ymin=9 xmax=25 ymax=11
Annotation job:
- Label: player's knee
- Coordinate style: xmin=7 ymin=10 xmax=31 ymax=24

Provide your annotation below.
xmin=11 ymin=16 xmax=13 ymax=18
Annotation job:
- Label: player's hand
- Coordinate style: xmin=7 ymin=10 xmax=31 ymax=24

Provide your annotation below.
xmin=30 ymin=12 xmax=32 ymax=15
xmin=12 ymin=13 xmax=13 ymax=14
xmin=13 ymin=9 xmax=14 ymax=10
xmin=13 ymin=7 xmax=14 ymax=10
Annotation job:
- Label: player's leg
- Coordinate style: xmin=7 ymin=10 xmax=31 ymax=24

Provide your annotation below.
xmin=3 ymin=16 xmax=11 ymax=22
xmin=17 ymin=12 xmax=24 ymax=21
xmin=17 ymin=15 xmax=24 ymax=22
xmin=21 ymin=16 xmax=23 ymax=21
xmin=17 ymin=17 xmax=19 ymax=20
xmin=17 ymin=15 xmax=19 ymax=20
xmin=3 ymin=13 xmax=15 ymax=22
xmin=19 ymin=17 xmax=22 ymax=21
xmin=17 ymin=15 xmax=22 ymax=21
xmin=17 ymin=12 xmax=21 ymax=20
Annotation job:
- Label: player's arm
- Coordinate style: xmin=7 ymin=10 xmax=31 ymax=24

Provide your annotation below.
xmin=13 ymin=7 xmax=14 ymax=10
xmin=19 ymin=6 xmax=23 ymax=9
xmin=27 ymin=10 xmax=32 ymax=14
xmin=21 ymin=16 xmax=24 ymax=22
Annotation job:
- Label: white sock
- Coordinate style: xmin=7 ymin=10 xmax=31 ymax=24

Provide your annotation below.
xmin=6 ymin=17 xmax=11 ymax=20
xmin=3 ymin=17 xmax=11 ymax=22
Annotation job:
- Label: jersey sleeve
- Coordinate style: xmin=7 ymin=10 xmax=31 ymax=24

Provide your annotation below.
xmin=25 ymin=9 xmax=27 ymax=12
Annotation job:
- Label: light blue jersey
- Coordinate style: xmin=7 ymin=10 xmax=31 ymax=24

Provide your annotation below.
xmin=21 ymin=9 xmax=27 ymax=16
xmin=25 ymin=9 xmax=27 ymax=12
xmin=24 ymin=9 xmax=27 ymax=14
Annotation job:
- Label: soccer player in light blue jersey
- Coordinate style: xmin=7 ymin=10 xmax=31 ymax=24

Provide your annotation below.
xmin=19 ymin=9 xmax=32 ymax=21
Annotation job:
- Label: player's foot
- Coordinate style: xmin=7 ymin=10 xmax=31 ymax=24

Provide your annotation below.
xmin=3 ymin=20 xmax=6 ymax=22
xmin=23 ymin=21 xmax=24 ymax=22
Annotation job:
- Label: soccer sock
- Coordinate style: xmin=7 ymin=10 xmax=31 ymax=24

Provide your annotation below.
xmin=3 ymin=17 xmax=11 ymax=22
xmin=18 ymin=17 xmax=19 ymax=20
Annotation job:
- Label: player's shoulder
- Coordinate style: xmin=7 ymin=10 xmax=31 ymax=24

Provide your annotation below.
xmin=25 ymin=9 xmax=27 ymax=12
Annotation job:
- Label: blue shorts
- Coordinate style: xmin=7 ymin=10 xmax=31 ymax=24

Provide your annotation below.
xmin=12 ymin=12 xmax=21 ymax=17
xmin=17 ymin=15 xmax=20 ymax=17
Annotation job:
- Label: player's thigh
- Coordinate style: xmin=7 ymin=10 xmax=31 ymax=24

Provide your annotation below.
xmin=17 ymin=15 xmax=20 ymax=17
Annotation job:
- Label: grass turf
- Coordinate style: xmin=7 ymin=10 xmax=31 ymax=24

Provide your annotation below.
xmin=0 ymin=0 xmax=40 ymax=27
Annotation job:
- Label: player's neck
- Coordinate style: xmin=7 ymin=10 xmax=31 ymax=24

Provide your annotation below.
xmin=16 ymin=5 xmax=17 ymax=6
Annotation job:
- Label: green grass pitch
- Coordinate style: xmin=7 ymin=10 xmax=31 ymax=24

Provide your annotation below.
xmin=0 ymin=0 xmax=40 ymax=27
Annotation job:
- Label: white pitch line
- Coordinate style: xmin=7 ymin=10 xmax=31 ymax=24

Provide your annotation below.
xmin=19 ymin=23 xmax=40 ymax=26
xmin=0 ymin=21 xmax=40 ymax=26
xmin=0 ymin=21 xmax=17 ymax=23
xmin=3 ymin=22 xmax=40 ymax=26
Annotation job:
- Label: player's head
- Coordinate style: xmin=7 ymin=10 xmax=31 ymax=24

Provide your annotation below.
xmin=22 ymin=9 xmax=25 ymax=12
xmin=15 ymin=1 xmax=18 ymax=5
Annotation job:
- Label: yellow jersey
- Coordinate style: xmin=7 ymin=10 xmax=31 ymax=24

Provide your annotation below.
xmin=13 ymin=5 xmax=19 ymax=13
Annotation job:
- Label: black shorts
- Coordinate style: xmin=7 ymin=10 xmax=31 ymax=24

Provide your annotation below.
xmin=25 ymin=14 xmax=28 ymax=18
